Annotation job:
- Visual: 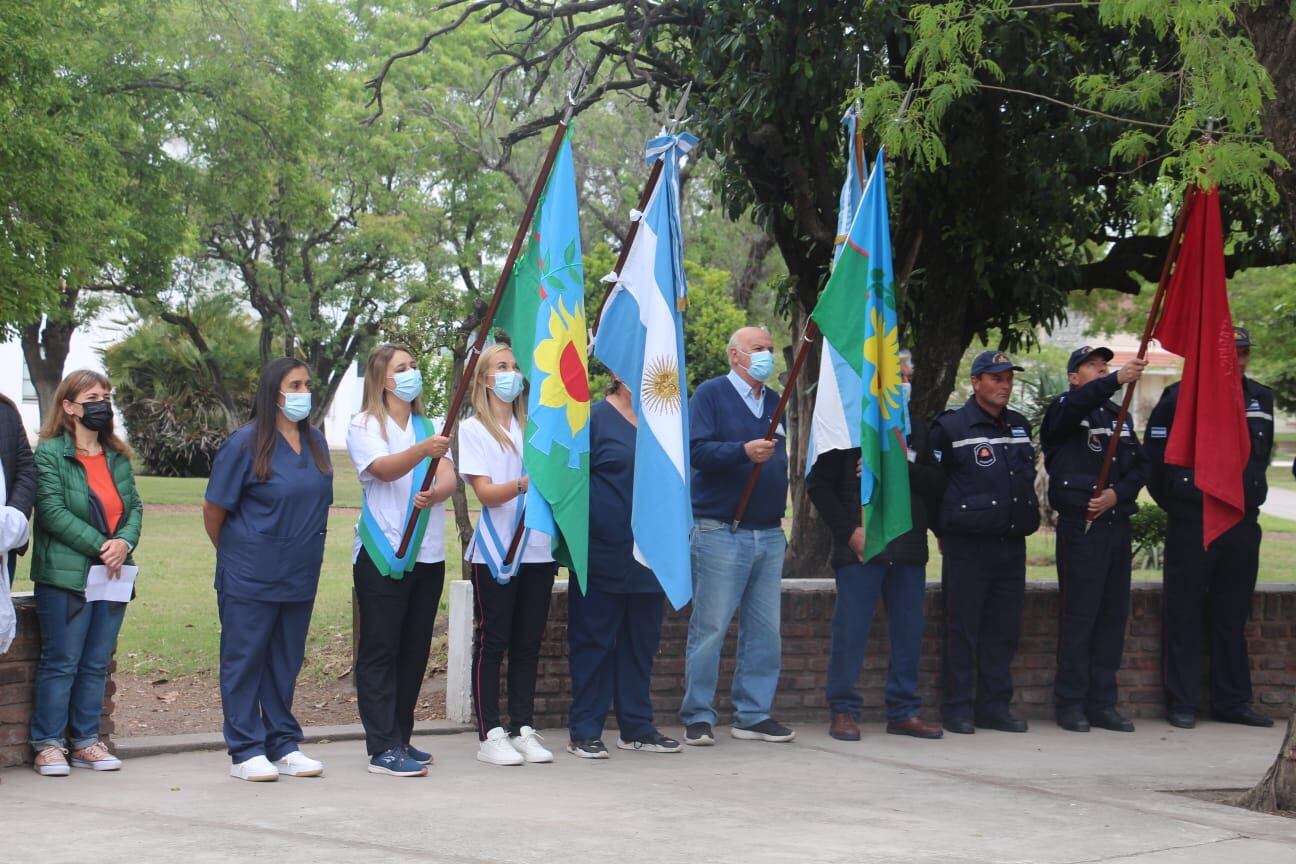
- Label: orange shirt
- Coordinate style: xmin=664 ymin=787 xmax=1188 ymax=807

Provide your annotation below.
xmin=77 ymin=452 xmax=123 ymax=535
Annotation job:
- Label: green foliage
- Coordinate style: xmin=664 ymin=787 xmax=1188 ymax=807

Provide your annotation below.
xmin=1130 ymin=502 xmax=1168 ymax=570
xmin=1229 ymin=265 xmax=1296 ymax=412
xmin=103 ymin=299 xmax=260 ymax=476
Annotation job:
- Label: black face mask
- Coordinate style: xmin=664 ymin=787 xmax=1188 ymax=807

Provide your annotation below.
xmin=78 ymin=400 xmax=113 ymax=432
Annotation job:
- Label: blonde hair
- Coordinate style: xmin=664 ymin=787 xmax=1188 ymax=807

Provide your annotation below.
xmin=358 ymin=343 xmax=424 ymax=439
xmin=38 ymin=369 xmax=133 ymax=457
xmin=469 ymin=343 xmax=525 ymax=452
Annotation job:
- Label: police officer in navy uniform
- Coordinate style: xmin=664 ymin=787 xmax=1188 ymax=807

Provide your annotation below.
xmin=1042 ymin=346 xmax=1149 ymax=733
xmin=1145 ymin=326 xmax=1275 ymax=729
xmin=928 ymin=351 xmax=1040 ymax=734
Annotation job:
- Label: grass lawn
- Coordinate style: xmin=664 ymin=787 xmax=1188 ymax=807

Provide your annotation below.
xmin=1268 ymin=464 xmax=1296 ymax=490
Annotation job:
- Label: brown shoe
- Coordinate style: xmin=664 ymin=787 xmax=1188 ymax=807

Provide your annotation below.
xmin=829 ymin=713 xmax=861 ymax=741
xmin=886 ymin=716 xmax=944 ymax=739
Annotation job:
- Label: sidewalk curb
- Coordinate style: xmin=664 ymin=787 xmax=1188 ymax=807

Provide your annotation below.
xmin=113 ymin=720 xmax=474 ymax=759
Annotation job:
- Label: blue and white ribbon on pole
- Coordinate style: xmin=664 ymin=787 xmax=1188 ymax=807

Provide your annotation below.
xmin=592 ymin=131 xmax=697 ymax=610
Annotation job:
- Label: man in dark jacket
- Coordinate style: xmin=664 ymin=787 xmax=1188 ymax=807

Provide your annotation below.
xmin=928 ymin=351 xmax=1041 ymax=734
xmin=1041 ymin=346 xmax=1148 ymax=733
xmin=0 ymin=394 xmax=37 ymax=582
xmin=807 ymin=359 xmax=944 ymax=742
xmin=1146 ymin=326 xmax=1275 ymax=729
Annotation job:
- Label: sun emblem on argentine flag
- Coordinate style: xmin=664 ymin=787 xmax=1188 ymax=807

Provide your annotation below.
xmin=641 ymin=355 xmax=682 ymax=414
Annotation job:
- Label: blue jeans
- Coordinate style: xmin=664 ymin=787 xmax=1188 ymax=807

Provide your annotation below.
xmin=30 ymin=584 xmax=127 ymax=751
xmin=680 ymin=519 xmax=785 ymax=728
xmin=826 ymin=561 xmax=926 ymax=722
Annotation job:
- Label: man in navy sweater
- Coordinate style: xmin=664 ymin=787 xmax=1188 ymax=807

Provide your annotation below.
xmin=679 ymin=326 xmax=795 ymax=746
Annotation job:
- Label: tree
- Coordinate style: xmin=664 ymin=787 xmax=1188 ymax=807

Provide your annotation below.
xmin=2 ymin=0 xmax=192 ymax=416
xmin=366 ymin=0 xmax=1293 ymax=575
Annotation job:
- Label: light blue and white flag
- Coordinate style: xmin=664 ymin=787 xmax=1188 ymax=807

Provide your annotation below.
xmin=808 ymin=109 xmax=869 ymax=473
xmin=592 ymin=131 xmax=697 ymax=610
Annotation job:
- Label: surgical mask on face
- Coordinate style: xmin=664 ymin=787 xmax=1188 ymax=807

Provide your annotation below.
xmin=388 ymin=368 xmax=423 ymax=403
xmin=77 ymin=400 xmax=113 ymax=432
xmin=281 ymin=391 xmax=312 ymax=422
xmin=742 ymin=349 xmax=775 ymax=383
xmin=490 ymin=371 xmax=524 ymax=403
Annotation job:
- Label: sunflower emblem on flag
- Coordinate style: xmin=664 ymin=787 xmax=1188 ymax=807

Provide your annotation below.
xmin=533 ymin=297 xmax=590 ymax=437
xmin=863 ymin=302 xmax=904 ymax=423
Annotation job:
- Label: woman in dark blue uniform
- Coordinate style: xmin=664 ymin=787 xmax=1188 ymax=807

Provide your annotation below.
xmin=203 ymin=358 xmax=334 ymax=781
xmin=566 ymin=377 xmax=680 ymax=758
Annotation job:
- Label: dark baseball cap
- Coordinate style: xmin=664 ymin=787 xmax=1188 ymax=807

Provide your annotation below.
xmin=1066 ymin=345 xmax=1114 ymax=374
xmin=971 ymin=350 xmax=1024 ymax=376
xmin=1233 ymin=326 xmax=1252 ymax=348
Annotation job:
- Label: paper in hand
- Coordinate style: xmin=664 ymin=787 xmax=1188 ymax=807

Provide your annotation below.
xmin=84 ymin=565 xmax=137 ymax=603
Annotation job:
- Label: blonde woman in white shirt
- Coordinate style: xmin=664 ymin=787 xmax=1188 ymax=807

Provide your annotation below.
xmin=347 ymin=344 xmax=455 ymax=777
xmin=458 ymin=344 xmax=557 ymax=766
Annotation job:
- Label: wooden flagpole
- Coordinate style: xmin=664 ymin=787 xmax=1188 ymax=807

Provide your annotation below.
xmin=393 ymin=114 xmax=574 ymax=558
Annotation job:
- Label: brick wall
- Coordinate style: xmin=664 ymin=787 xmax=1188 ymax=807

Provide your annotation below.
xmin=518 ymin=581 xmax=1296 ymax=731
xmin=1 ymin=593 xmax=116 ymax=769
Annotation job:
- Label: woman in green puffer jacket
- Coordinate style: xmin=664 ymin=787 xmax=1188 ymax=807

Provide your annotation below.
xmin=29 ymin=369 xmax=142 ymax=777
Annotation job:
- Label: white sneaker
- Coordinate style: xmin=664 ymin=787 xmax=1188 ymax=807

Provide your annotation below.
xmin=509 ymin=726 xmax=553 ymax=763
xmin=476 ymin=727 xmax=524 ymax=766
xmin=230 ymin=754 xmax=280 ymax=782
xmin=274 ymin=750 xmax=324 ymax=777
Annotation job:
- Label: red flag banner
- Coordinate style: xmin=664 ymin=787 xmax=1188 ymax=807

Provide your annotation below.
xmin=1153 ymin=186 xmax=1250 ymax=547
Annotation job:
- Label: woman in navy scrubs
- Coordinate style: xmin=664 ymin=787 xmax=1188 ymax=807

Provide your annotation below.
xmin=566 ymin=377 xmax=679 ymax=758
xmin=203 ymin=358 xmax=333 ymax=782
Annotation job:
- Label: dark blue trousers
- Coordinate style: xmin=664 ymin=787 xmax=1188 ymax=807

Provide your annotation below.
xmin=1054 ymin=516 xmax=1131 ymax=714
xmin=1162 ymin=516 xmax=1261 ymax=716
xmin=567 ymin=586 xmax=664 ymax=741
xmin=217 ymin=592 xmax=314 ymax=763
xmin=940 ymin=534 xmax=1025 ymax=722
xmin=826 ymin=561 xmax=927 ymax=722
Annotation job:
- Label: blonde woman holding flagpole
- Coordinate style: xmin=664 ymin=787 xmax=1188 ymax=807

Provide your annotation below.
xmin=457 ymin=343 xmax=556 ymax=767
xmin=346 ymin=343 xmax=456 ymax=777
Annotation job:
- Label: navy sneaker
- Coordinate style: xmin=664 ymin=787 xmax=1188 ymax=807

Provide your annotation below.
xmin=566 ymin=738 xmax=610 ymax=759
xmin=368 ymin=747 xmax=427 ymax=777
xmin=731 ymin=719 xmax=796 ymax=742
xmin=617 ymin=732 xmax=682 ymax=753
xmin=403 ymin=743 xmax=434 ymax=765
xmin=684 ymin=722 xmax=715 ymax=746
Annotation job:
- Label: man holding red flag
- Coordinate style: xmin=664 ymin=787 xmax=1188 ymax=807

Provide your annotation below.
xmin=1145 ymin=186 xmax=1276 ymax=730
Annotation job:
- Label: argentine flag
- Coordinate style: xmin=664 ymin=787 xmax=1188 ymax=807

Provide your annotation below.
xmin=592 ymin=131 xmax=696 ymax=610
xmin=808 ymin=109 xmax=868 ymax=470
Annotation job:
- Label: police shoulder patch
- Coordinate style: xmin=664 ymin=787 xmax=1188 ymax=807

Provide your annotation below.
xmin=1149 ymin=426 xmax=1168 ymax=439
xmin=1011 ymin=426 xmax=1028 ymax=437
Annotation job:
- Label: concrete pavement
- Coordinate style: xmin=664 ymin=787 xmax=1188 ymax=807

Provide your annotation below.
xmin=2 ymin=722 xmax=1294 ymax=863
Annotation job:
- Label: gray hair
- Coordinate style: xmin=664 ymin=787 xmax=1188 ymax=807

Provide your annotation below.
xmin=728 ymin=325 xmax=771 ymax=352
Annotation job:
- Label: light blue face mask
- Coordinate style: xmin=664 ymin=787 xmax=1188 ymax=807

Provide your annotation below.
xmin=281 ymin=391 xmax=312 ymax=422
xmin=743 ymin=349 xmax=775 ymax=383
xmin=491 ymin=370 xmax=524 ymax=403
xmin=389 ymin=368 xmax=423 ymax=403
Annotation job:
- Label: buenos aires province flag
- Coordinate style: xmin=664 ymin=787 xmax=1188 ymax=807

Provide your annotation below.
xmin=808 ymin=110 xmax=867 ymax=466
xmin=810 ymin=152 xmax=911 ymax=562
xmin=494 ymin=128 xmax=590 ymax=591
xmin=592 ymin=132 xmax=696 ymax=610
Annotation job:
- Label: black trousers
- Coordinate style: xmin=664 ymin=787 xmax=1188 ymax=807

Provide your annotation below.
xmin=1162 ymin=516 xmax=1261 ymax=716
xmin=353 ymin=550 xmax=445 ymax=756
xmin=940 ymin=534 xmax=1025 ymax=722
xmin=1053 ymin=516 xmax=1131 ymax=714
xmin=470 ymin=562 xmax=556 ymax=740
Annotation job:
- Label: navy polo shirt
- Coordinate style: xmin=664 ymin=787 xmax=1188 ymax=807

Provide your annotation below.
xmin=205 ymin=423 xmax=333 ymax=602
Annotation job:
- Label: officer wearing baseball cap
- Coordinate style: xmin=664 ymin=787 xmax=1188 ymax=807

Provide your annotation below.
xmin=1041 ymin=346 xmax=1148 ymax=733
xmin=927 ymin=350 xmax=1040 ymax=734
xmin=1145 ymin=325 xmax=1275 ymax=729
